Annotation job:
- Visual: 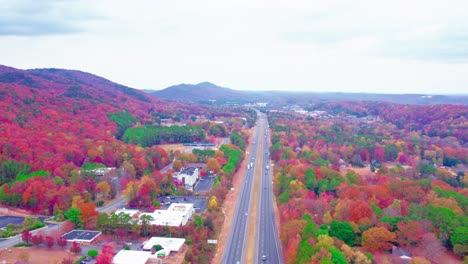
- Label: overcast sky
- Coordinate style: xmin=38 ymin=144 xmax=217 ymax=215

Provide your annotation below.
xmin=1 ymin=0 xmax=467 ymax=94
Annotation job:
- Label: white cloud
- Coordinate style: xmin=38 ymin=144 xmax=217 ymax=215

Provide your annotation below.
xmin=0 ymin=0 xmax=467 ymax=94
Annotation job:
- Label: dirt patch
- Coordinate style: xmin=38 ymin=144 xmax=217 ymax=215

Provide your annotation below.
xmin=0 ymin=207 xmax=35 ymax=217
xmin=340 ymin=166 xmax=372 ymax=176
xmin=158 ymin=143 xmax=189 ymax=153
xmin=211 ymin=130 xmax=254 ymax=264
xmin=0 ymin=247 xmax=80 ymax=264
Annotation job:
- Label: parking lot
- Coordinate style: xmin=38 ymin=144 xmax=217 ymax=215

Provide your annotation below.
xmin=158 ymin=196 xmax=208 ymax=213
xmin=194 ymin=176 xmax=215 ymax=193
xmin=0 ymin=216 xmax=48 ymax=229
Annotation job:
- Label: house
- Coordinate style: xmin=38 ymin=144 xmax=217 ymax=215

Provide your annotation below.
xmin=142 ymin=237 xmax=186 ymax=257
xmin=174 ymin=167 xmax=199 ymax=190
xmin=392 ymin=246 xmax=412 ymax=264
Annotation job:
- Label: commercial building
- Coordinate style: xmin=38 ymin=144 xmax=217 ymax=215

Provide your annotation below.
xmin=142 ymin=237 xmax=186 ymax=257
xmin=113 ymin=250 xmax=158 ymax=264
xmin=140 ymin=203 xmax=194 ymax=227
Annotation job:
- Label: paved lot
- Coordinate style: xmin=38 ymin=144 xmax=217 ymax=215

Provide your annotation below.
xmin=158 ymin=196 xmax=208 ymax=213
xmin=0 ymin=216 xmax=48 ymax=229
xmin=194 ymin=176 xmax=215 ymax=193
xmin=62 ymin=230 xmax=101 ymax=242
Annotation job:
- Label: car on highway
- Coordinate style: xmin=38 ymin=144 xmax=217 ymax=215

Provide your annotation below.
xmin=262 ymin=255 xmax=267 ymax=261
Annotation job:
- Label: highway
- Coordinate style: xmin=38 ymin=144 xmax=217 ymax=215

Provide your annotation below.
xmin=222 ymin=112 xmax=283 ymax=264
xmin=256 ymin=114 xmax=283 ymax=263
xmin=222 ymin=113 xmax=261 ymax=264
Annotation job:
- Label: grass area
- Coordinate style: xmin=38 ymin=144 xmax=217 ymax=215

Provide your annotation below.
xmin=73 ymin=256 xmax=86 ymax=264
xmin=13 ymin=243 xmax=32 ymax=247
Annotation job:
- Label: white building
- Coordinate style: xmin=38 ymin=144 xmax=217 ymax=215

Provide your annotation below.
xmin=140 ymin=203 xmax=194 ymax=227
xmin=174 ymin=167 xmax=199 ymax=190
xmin=142 ymin=237 xmax=186 ymax=257
xmin=113 ymin=250 xmax=157 ymax=264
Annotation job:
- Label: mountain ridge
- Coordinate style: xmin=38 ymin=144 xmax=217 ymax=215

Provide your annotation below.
xmin=148 ymin=81 xmax=468 ymax=105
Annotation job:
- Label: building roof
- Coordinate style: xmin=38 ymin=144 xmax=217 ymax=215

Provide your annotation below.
xmin=114 ymin=208 xmax=140 ymax=218
xmin=113 ymin=250 xmax=154 ymax=264
xmin=179 ymin=167 xmax=198 ymax=176
xmin=140 ymin=203 xmax=194 ymax=227
xmin=61 ymin=230 xmax=101 ymax=243
xmin=143 ymin=237 xmax=186 ymax=252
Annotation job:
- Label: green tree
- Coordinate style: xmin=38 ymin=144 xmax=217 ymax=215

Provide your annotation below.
xmin=418 ymin=163 xmax=437 ymax=175
xmin=230 ymin=130 xmax=246 ymax=150
xmin=297 ymin=240 xmax=316 ymax=263
xmin=329 ymin=220 xmax=355 ymax=246
xmin=87 ymin=249 xmax=98 ymax=258
xmin=330 ymin=247 xmax=348 ymax=264
xmin=451 ymin=226 xmax=468 ymax=247
xmin=305 ymin=168 xmax=316 ymax=190
xmin=64 ymin=208 xmax=82 ymax=228
xmin=0 ymin=160 xmax=31 ymax=184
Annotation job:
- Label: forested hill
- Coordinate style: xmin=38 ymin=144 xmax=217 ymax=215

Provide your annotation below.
xmin=148 ymin=80 xmax=467 ymax=105
xmin=0 ymin=64 xmax=177 ymax=173
xmin=150 ymin=82 xmax=249 ymax=103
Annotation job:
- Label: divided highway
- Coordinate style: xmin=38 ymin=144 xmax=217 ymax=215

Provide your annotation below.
xmin=222 ymin=112 xmax=282 ymax=264
xmin=222 ymin=115 xmax=261 ymax=264
xmin=256 ymin=114 xmax=283 ymax=263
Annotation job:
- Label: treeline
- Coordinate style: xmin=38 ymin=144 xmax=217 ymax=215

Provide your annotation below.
xmin=107 ymin=111 xmax=138 ymax=139
xmin=230 ymin=129 xmax=248 ymax=150
xmin=0 ymin=159 xmax=32 ymax=185
xmin=122 ymin=125 xmax=206 ymax=147
xmin=219 ymin=144 xmax=242 ymax=177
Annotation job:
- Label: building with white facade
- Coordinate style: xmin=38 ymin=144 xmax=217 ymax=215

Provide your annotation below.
xmin=140 ymin=203 xmax=194 ymax=227
xmin=113 ymin=250 xmax=158 ymax=264
xmin=174 ymin=167 xmax=199 ymax=190
xmin=142 ymin=237 xmax=186 ymax=257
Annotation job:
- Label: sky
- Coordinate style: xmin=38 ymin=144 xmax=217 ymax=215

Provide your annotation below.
xmin=1 ymin=0 xmax=468 ymax=94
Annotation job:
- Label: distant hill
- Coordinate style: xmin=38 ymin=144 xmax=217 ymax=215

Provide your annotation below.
xmin=149 ymin=82 xmax=251 ymax=104
xmin=148 ymin=81 xmax=467 ymax=105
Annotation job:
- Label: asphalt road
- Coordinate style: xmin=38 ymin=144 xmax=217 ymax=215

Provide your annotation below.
xmin=256 ymin=114 xmax=283 ymax=264
xmin=0 ymin=222 xmax=60 ymax=249
xmin=222 ymin=114 xmax=261 ymax=264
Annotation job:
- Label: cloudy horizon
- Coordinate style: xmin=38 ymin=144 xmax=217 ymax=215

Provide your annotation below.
xmin=1 ymin=0 xmax=467 ymax=94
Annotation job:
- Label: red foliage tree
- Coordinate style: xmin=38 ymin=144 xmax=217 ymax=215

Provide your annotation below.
xmin=362 ymin=227 xmax=396 ymax=252
xmin=349 ymin=200 xmax=374 ymax=223
xmin=57 ymin=237 xmax=68 ymax=248
xmin=397 ymin=220 xmax=425 ymax=247
xmin=31 ymin=234 xmax=44 ymax=246
xmin=45 ymin=236 xmax=55 ymax=248
xmin=96 ymin=243 xmax=115 ymax=264
xmin=21 ymin=230 xmax=32 ymax=244
xmin=70 ymin=241 xmax=82 ymax=254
